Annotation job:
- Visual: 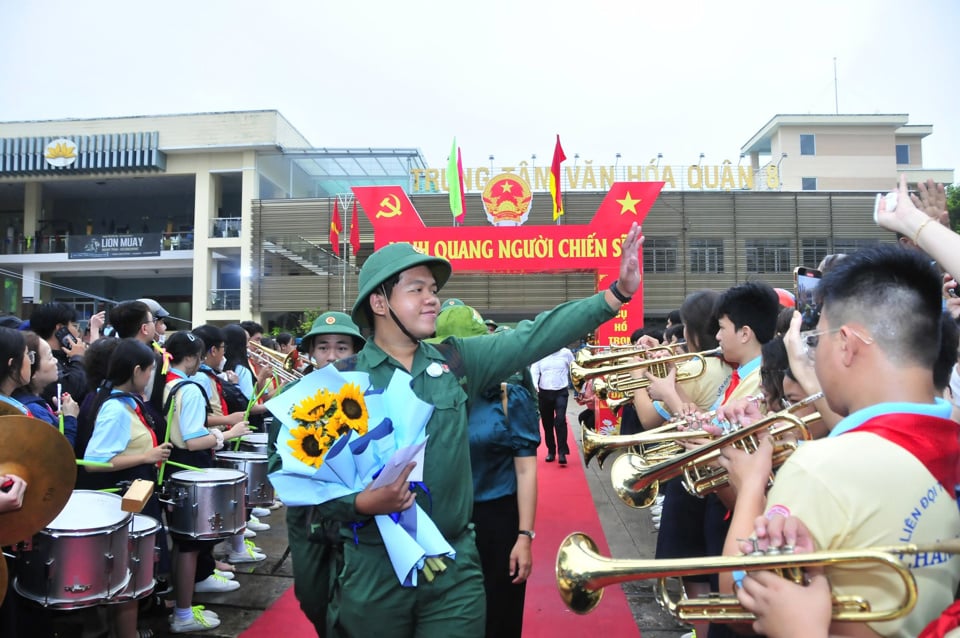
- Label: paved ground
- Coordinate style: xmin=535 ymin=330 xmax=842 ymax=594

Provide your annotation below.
xmin=44 ymin=394 xmax=691 ymax=637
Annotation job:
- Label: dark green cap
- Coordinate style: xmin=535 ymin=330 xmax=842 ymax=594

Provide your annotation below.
xmin=351 ymin=243 xmax=452 ymax=329
xmin=303 ymin=311 xmax=365 ymax=347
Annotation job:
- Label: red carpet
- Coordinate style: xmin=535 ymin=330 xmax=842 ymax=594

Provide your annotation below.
xmin=522 ymin=451 xmax=639 ymax=637
xmin=241 ymin=450 xmax=638 ymax=637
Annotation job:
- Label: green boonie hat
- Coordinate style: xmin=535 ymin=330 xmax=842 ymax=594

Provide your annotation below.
xmin=425 ymin=305 xmax=487 ymax=343
xmin=303 ymin=311 xmax=365 ymax=347
xmin=441 ymin=298 xmax=465 ymax=312
xmin=351 ymin=243 xmax=452 ymax=328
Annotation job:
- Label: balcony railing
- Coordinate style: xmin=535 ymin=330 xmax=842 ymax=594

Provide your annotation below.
xmin=209 ymin=288 xmax=240 ymax=311
xmin=0 ymin=231 xmax=194 ymax=255
xmin=211 ymin=217 xmax=241 ymax=238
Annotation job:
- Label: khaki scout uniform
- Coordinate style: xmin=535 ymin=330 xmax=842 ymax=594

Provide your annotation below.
xmin=318 ymin=292 xmax=618 ymax=638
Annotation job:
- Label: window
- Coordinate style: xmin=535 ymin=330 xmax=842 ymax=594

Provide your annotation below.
xmin=833 ymin=239 xmax=881 ymax=255
xmin=689 ymin=239 xmax=724 ymax=274
xmin=746 ymin=239 xmax=792 ymax=273
xmin=801 ymin=177 xmax=817 ymax=191
xmin=800 ymin=134 xmax=816 ymax=156
xmin=801 ymin=238 xmax=829 ymax=268
xmin=642 ymin=238 xmax=678 ymax=273
xmin=896 ymin=144 xmax=910 ymax=165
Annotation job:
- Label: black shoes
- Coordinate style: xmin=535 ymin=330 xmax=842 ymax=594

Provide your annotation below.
xmin=545 ymin=453 xmax=556 ymax=462
xmin=558 ymin=454 xmax=567 ymax=465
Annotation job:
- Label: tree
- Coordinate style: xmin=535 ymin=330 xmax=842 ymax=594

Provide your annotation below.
xmin=948 ymin=183 xmax=960 ymax=231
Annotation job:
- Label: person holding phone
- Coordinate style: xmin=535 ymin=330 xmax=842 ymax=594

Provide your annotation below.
xmin=28 ymin=302 xmax=89 ymax=406
xmin=13 ymin=331 xmax=79 ymax=445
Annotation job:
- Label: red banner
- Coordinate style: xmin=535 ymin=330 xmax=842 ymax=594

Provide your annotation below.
xmin=352 ymin=181 xmax=663 ymax=346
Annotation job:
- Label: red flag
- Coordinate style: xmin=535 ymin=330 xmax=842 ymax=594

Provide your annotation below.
xmin=329 ymin=200 xmax=342 ymax=256
xmin=350 ymin=199 xmax=360 ymax=255
xmin=550 ymin=135 xmax=566 ymax=221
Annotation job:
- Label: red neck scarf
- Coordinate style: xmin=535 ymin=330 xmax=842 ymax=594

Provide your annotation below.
xmin=850 ymin=412 xmax=960 ymax=497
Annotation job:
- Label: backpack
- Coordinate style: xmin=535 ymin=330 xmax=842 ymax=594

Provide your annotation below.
xmin=200 ymin=368 xmax=248 ymax=414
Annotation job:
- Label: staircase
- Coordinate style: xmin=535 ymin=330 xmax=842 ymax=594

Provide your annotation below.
xmin=263 ymin=240 xmax=330 ymax=276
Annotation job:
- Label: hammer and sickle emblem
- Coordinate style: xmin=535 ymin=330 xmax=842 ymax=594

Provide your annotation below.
xmin=377 ymin=194 xmax=403 ymax=218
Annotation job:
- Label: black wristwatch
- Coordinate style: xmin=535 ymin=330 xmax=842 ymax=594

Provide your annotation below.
xmin=608 ymin=279 xmax=633 ymax=304
xmin=518 ymin=530 xmax=536 ymax=540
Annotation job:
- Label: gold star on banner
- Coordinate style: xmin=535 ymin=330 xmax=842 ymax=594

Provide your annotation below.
xmin=617 ymin=191 xmax=641 ymax=215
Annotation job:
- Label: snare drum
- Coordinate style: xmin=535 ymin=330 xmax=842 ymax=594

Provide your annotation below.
xmin=15 ymin=490 xmax=131 ymax=609
xmin=238 ymin=432 xmax=268 ymax=455
xmin=112 ymin=514 xmax=161 ymax=602
xmin=164 ymin=468 xmax=247 ymax=539
xmin=215 ymin=451 xmax=274 ymax=507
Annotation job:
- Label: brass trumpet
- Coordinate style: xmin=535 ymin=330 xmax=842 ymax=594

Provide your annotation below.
xmin=248 ymin=342 xmax=315 ymax=385
xmin=610 ymin=394 xmax=822 ymax=508
xmin=574 ymin=343 xmax=684 ymax=368
xmin=570 ymin=348 xmax=722 ymax=396
xmin=556 ymin=532 xmax=958 ymax=621
xmin=581 ymin=394 xmax=766 ymax=469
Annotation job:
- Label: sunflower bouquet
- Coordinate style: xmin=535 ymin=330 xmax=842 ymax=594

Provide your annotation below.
xmin=266 ymin=365 xmax=455 ymax=587
xmin=287 ymin=384 xmax=369 ymax=469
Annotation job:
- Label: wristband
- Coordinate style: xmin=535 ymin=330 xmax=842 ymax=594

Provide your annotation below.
xmin=608 ymin=279 xmax=633 ymax=304
xmin=518 ymin=529 xmax=536 ymax=541
xmin=766 ymin=504 xmax=791 ymax=520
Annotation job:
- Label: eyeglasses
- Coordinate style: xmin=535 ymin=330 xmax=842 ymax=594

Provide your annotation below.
xmin=143 ymin=318 xmax=159 ymax=325
xmin=26 ymin=351 xmax=35 ymax=365
xmin=799 ymin=327 xmax=874 ymax=363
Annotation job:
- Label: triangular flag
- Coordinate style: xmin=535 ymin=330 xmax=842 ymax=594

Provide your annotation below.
xmin=447 ymin=137 xmax=466 ymax=224
xmin=329 ymin=200 xmax=342 ymax=256
xmin=350 ymin=199 xmax=360 ymax=256
xmin=550 ymin=135 xmax=566 ymax=221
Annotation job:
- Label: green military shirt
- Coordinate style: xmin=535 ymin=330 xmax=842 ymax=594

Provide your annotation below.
xmin=317 ymin=291 xmax=617 ymax=541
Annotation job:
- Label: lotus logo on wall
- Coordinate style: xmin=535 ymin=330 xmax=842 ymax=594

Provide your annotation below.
xmin=44 ymin=138 xmax=78 ymax=168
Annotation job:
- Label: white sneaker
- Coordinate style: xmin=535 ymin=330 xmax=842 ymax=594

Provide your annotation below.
xmin=654 ymin=494 xmax=666 ymax=505
xmin=650 ymin=505 xmax=663 ymax=516
xmin=170 ymin=606 xmax=221 ymax=633
xmin=251 ymin=507 xmax=271 ymax=518
xmin=246 ymin=515 xmax=271 ymax=532
xmin=194 ymin=573 xmax=240 ymax=593
xmin=243 ymin=527 xmax=257 ymax=538
xmin=268 ymin=499 xmax=283 ymax=510
xmin=227 ymin=541 xmax=266 ymax=564
xmin=213 ymin=569 xmax=235 ymax=580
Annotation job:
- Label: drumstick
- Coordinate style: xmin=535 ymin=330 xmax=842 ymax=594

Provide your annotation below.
xmin=77 ymin=459 xmax=114 ymax=468
xmin=57 ymin=383 xmax=64 ymax=435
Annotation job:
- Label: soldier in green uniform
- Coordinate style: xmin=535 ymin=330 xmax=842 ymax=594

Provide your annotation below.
xmin=319 ymin=224 xmax=643 ymax=638
xmin=267 ymin=312 xmax=365 ymax=636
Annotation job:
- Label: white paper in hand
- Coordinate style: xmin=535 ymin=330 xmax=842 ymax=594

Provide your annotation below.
xmin=370 ymin=437 xmax=428 ymax=488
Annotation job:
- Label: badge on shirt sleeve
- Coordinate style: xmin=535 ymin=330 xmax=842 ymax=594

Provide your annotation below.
xmin=426 ymin=362 xmax=444 ymax=378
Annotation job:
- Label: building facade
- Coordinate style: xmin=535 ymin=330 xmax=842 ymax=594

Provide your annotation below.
xmin=0 ymin=110 xmax=952 ymax=330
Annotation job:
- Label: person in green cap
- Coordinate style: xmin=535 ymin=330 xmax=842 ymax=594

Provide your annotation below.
xmin=267 ymin=311 xmax=365 ymax=637
xmin=317 ymin=223 xmax=643 ymax=638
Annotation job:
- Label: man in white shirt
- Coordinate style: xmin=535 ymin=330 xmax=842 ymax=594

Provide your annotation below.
xmin=531 ymin=348 xmax=575 ymax=464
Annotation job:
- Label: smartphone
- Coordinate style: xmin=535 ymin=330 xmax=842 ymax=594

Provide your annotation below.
xmin=794 ymin=267 xmax=823 ymax=330
xmin=54 ymin=326 xmax=76 ymax=349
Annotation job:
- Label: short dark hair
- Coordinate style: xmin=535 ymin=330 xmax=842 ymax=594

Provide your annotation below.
xmin=667 ymin=310 xmax=682 ymax=326
xmin=240 ymin=321 xmax=264 ymax=338
xmin=106 ymin=339 xmax=156 ymax=387
xmin=108 ymin=301 xmax=151 ymax=339
xmin=29 ymin=302 xmax=78 ymax=340
xmin=0 ymin=327 xmax=26 ymax=386
xmin=760 ymin=336 xmax=791 ymax=409
xmin=679 ymin=290 xmax=721 ymax=352
xmin=165 ymin=331 xmax=205 ymax=364
xmin=192 ymin=325 xmax=226 ymax=355
xmin=821 ymin=245 xmax=942 ymax=368
xmin=716 ymin=282 xmax=780 ymax=345
xmin=276 ymin=332 xmax=293 ymax=347
xmin=664 ymin=324 xmax=684 ymax=344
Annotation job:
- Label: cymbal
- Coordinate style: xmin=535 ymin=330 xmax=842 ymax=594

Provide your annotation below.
xmin=0 ymin=415 xmax=77 ymax=546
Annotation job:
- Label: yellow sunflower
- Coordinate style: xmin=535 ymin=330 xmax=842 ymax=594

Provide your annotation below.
xmin=336 ymin=383 xmax=369 ymax=435
xmin=291 ymin=388 xmax=336 ymax=423
xmin=288 ymin=424 xmax=330 ymax=468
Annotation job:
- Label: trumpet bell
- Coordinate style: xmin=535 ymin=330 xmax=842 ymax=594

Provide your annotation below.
xmin=610 ymin=453 xmax=661 ymax=508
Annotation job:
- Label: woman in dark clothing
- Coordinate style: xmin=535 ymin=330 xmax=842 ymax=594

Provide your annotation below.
xmin=13 ymin=331 xmax=79 ymax=445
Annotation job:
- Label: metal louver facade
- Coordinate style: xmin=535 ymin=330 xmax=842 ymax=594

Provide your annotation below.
xmin=0 ymin=132 xmax=166 ymax=175
xmin=251 ymin=190 xmax=890 ymax=322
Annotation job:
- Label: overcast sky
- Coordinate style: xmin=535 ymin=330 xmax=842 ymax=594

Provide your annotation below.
xmin=1 ymin=0 xmax=957 ymax=179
